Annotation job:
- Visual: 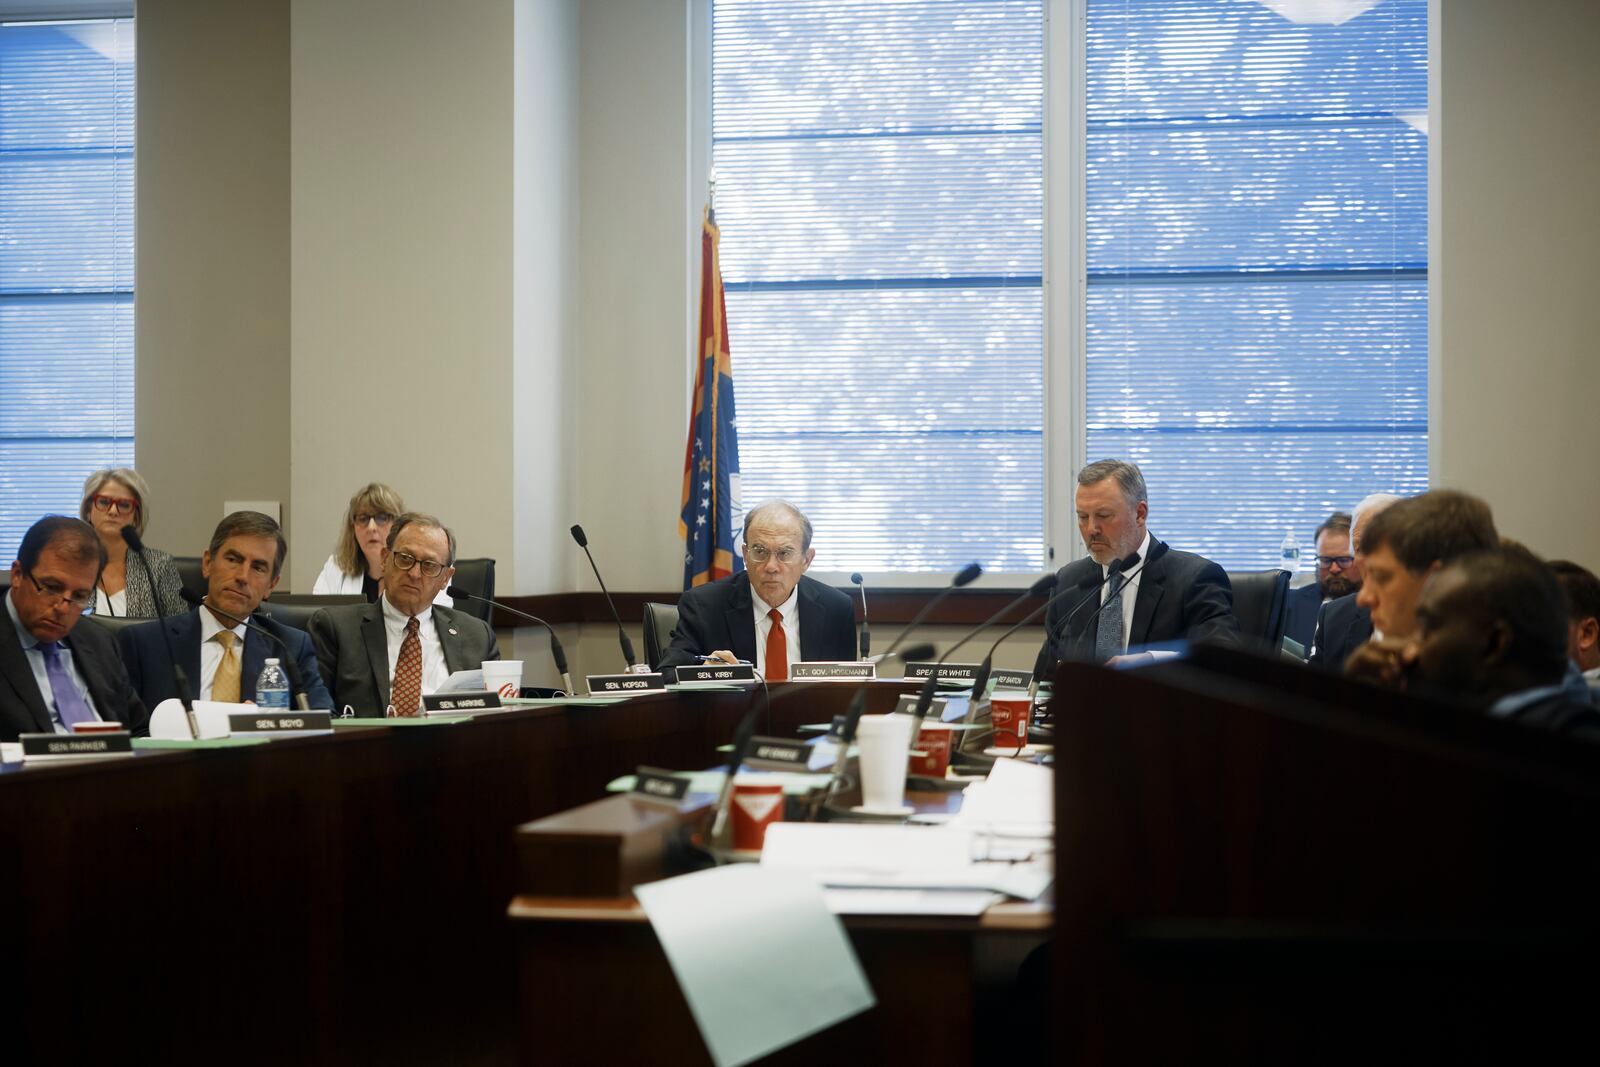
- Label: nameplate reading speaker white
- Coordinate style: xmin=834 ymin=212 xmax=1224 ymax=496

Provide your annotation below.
xmin=672 ymin=662 xmax=757 ymax=685
xmin=788 ymin=662 xmax=876 ymax=681
xmin=421 ymin=691 xmax=503 ymax=714
xmin=893 ymin=694 xmax=950 ymax=720
xmin=990 ymin=668 xmax=1033 ymax=690
xmin=631 ymin=767 xmax=691 ymax=804
xmin=904 ymin=662 xmax=980 ymax=684
xmin=587 ymin=672 xmax=667 ymax=695
xmin=228 ymin=711 xmax=335 ymax=736
xmin=20 ymin=731 xmax=133 ymax=761
xmin=745 ymin=736 xmax=811 ymax=770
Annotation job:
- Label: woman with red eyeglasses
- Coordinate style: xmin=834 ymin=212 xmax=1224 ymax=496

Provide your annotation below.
xmin=78 ymin=467 xmax=186 ymax=618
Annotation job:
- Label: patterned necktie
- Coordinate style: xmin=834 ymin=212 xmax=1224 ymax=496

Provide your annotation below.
xmin=36 ymin=641 xmax=96 ymax=729
xmin=391 ymin=617 xmax=423 ymax=717
xmin=764 ymin=608 xmax=788 ymax=681
xmin=212 ymin=630 xmax=241 ymax=703
xmin=1095 ymin=569 xmax=1126 ymax=663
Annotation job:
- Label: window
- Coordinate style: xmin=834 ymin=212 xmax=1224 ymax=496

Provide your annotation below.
xmin=0 ymin=17 xmax=134 ymax=556
xmin=711 ymin=0 xmax=1046 ymax=576
xmin=1085 ymin=0 xmax=1428 ymax=569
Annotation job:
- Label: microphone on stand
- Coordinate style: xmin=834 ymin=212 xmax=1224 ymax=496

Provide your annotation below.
xmin=1017 ymin=550 xmax=1149 ymax=704
xmin=850 ymin=572 xmax=870 ymax=660
xmin=123 ymin=526 xmax=199 ymax=738
xmin=877 ymin=561 xmax=982 ymax=661
xmin=447 ymin=586 xmax=573 ymax=695
xmin=569 ymin=524 xmax=641 ymax=672
xmin=179 ymin=588 xmax=312 ymax=712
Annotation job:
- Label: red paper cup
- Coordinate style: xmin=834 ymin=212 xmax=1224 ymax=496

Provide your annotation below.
xmin=907 ymin=723 xmax=955 ymax=777
xmin=730 ymin=777 xmax=785 ymax=851
xmin=989 ymin=694 xmax=1031 ymax=750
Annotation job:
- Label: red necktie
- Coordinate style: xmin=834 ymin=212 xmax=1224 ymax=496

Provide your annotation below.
xmin=764 ymin=608 xmax=787 ymax=681
xmin=391 ymin=617 xmax=422 ymax=716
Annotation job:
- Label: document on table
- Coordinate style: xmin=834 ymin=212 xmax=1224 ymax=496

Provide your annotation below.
xmin=635 ymin=864 xmax=875 ymax=1067
xmin=761 ymin=823 xmax=1053 ymax=902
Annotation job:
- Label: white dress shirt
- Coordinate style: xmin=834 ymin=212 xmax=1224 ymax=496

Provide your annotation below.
xmin=92 ymin=586 xmax=127 ymax=618
xmin=1098 ymin=529 xmax=1152 ymax=652
xmin=752 ymin=584 xmax=801 ymax=677
xmin=199 ymin=606 xmax=250 ymax=702
xmin=6 ymin=592 xmax=101 ymax=732
xmin=381 ymin=594 xmax=450 ymax=708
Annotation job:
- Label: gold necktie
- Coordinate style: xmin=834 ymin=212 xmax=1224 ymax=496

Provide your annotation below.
xmin=213 ymin=630 xmax=241 ymax=703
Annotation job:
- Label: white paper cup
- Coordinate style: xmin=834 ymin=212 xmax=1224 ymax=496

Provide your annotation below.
xmin=855 ymin=713 xmax=915 ymax=812
xmin=482 ymin=660 xmax=523 ymax=700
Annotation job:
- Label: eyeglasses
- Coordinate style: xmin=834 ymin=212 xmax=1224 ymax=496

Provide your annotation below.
xmin=390 ymin=550 xmax=447 ymax=578
xmin=91 ymin=495 xmax=138 ymax=516
xmin=354 ymin=512 xmax=395 ymax=527
xmin=745 ymin=544 xmax=801 ymax=565
xmin=1317 ymin=555 xmax=1356 ymax=569
xmin=25 ymin=571 xmax=96 ymax=610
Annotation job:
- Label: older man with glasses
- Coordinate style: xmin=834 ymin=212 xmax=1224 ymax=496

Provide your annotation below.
xmin=658 ymin=500 xmax=858 ymax=678
xmin=0 ymin=516 xmax=147 ymax=741
xmin=308 ymin=512 xmax=499 ymax=716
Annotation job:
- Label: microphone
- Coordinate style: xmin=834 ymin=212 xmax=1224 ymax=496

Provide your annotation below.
xmin=447 ymin=585 xmax=572 ymax=694
xmin=180 ymin=588 xmax=312 ymax=712
xmin=570 ymin=524 xmax=640 ymax=671
xmin=1022 ymin=550 xmax=1150 ymax=697
xmin=908 ymin=572 xmax=1058 ymax=726
xmin=123 ymin=525 xmax=199 ymax=739
xmin=850 ymin=572 xmax=870 ymax=659
xmin=878 ymin=561 xmax=982 ymax=660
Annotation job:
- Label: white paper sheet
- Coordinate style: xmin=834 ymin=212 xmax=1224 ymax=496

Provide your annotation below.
xmin=634 ymin=864 xmax=875 ymax=1067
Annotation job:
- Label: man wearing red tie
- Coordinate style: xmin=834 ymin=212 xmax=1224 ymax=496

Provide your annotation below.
xmin=659 ymin=501 xmax=857 ymax=679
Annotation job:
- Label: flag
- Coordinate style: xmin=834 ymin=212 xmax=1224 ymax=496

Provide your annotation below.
xmin=680 ymin=206 xmax=743 ymax=589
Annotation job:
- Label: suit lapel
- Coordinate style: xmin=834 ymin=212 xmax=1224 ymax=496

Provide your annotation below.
xmin=0 ymin=605 xmax=53 ymax=732
xmin=240 ymin=622 xmax=270 ymax=702
xmin=63 ymin=626 xmax=112 ymax=723
xmin=723 ymin=577 xmax=758 ymax=664
xmin=1129 ymin=539 xmax=1168 ymax=647
xmin=361 ymin=605 xmax=392 ymax=707
xmin=174 ymin=611 xmax=203 ymax=701
xmin=432 ymin=606 xmax=468 ymax=673
xmin=795 ymin=577 xmax=824 ymax=662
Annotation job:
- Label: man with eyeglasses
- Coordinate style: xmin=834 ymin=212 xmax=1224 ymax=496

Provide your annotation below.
xmin=0 ymin=516 xmax=147 ymax=741
xmin=1308 ymin=492 xmax=1400 ymax=672
xmin=308 ymin=512 xmax=499 ymax=715
xmin=1283 ymin=511 xmax=1362 ymax=654
xmin=118 ymin=511 xmax=333 ymax=710
xmin=658 ymin=500 xmax=857 ymax=678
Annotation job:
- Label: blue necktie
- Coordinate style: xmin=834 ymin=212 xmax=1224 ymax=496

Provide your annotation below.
xmin=1095 ymin=569 xmax=1126 ymax=662
xmin=36 ymin=641 xmax=97 ymax=729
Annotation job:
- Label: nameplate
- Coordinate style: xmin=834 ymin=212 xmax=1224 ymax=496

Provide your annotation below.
xmin=587 ymin=672 xmax=668 ymax=695
xmin=228 ymin=711 xmax=335 ymax=735
xmin=673 ymin=662 xmax=757 ymax=685
xmin=20 ymin=731 xmax=133 ymax=760
xmin=788 ymin=661 xmax=876 ymax=681
xmin=745 ymin=736 xmax=811 ymax=770
xmin=990 ymin=668 xmax=1033 ymax=690
xmin=631 ymin=766 xmax=690 ymax=805
xmin=904 ymin=662 xmax=980 ymax=684
xmin=422 ymin=691 xmax=503 ymax=714
xmin=893 ymin=694 xmax=950 ymax=720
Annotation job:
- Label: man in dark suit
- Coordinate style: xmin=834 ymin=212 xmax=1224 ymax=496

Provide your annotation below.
xmin=1283 ymin=511 xmax=1360 ymax=652
xmin=1306 ymin=492 xmax=1398 ymax=671
xmin=1 ymin=516 xmax=147 ymax=741
xmin=308 ymin=513 xmax=498 ymax=715
xmin=119 ymin=511 xmax=332 ymax=710
xmin=659 ymin=501 xmax=856 ymax=677
xmin=1042 ymin=460 xmax=1237 ymax=666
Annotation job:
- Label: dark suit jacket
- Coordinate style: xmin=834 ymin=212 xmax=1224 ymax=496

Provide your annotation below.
xmin=1282 ymin=582 xmax=1324 ymax=653
xmin=0 ymin=611 xmax=148 ymax=741
xmin=117 ymin=608 xmax=334 ymax=711
xmin=1307 ymin=592 xmax=1373 ymax=673
xmin=1042 ymin=536 xmax=1238 ymax=664
xmin=659 ymin=573 xmax=857 ymax=670
xmin=1498 ymin=689 xmax=1600 ymax=742
xmin=307 ymin=601 xmax=499 ymax=714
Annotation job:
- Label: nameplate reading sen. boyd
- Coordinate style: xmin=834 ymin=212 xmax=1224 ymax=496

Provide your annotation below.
xmin=20 ymin=731 xmax=133 ymax=761
xmin=421 ymin=691 xmax=503 ymax=715
xmin=788 ymin=661 xmax=876 ymax=681
xmin=631 ymin=766 xmax=691 ymax=804
xmin=228 ymin=711 xmax=335 ymax=736
xmin=904 ymin=662 xmax=981 ymax=685
xmin=672 ymin=662 xmax=757 ymax=685
xmin=587 ymin=672 xmax=668 ymax=695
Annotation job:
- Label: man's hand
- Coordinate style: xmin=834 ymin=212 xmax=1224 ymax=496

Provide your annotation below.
xmin=1342 ymin=636 xmax=1417 ymax=689
xmin=706 ymin=650 xmax=739 ymax=665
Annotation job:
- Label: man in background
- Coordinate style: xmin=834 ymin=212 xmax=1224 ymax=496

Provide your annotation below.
xmin=1283 ymin=511 xmax=1360 ymax=653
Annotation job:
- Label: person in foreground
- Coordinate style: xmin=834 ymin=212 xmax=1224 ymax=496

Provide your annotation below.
xmin=1042 ymin=459 xmax=1238 ymax=666
xmin=658 ymin=500 xmax=857 ymax=679
xmin=1306 ymin=492 xmax=1398 ymax=671
xmin=308 ymin=512 xmax=498 ymax=715
xmin=0 ymin=516 xmax=147 ymax=741
xmin=312 ymin=481 xmax=452 ymax=606
xmin=80 ymin=467 xmax=187 ymax=618
xmin=1282 ymin=511 xmax=1360 ymax=653
xmin=118 ymin=511 xmax=332 ymax=710
xmin=1345 ymin=548 xmax=1600 ymax=739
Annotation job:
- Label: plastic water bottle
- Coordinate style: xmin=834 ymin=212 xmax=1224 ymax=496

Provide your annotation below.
xmin=1279 ymin=530 xmax=1301 ymax=573
xmin=256 ymin=658 xmax=291 ymax=710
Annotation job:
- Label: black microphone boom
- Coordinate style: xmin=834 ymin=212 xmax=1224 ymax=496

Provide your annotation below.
xmin=570 ymin=524 xmax=639 ymax=670
xmin=879 ymin=561 xmax=982 ymax=659
xmin=909 ymin=571 xmax=1058 ymax=725
xmin=447 ymin=585 xmax=573 ymax=694
xmin=124 ymin=525 xmax=199 ymax=738
xmin=850 ymin=572 xmax=870 ymax=659
xmin=182 ymin=588 xmax=313 ymax=712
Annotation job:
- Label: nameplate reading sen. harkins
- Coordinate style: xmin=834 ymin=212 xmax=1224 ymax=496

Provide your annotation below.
xmin=421 ymin=691 xmax=503 ymax=714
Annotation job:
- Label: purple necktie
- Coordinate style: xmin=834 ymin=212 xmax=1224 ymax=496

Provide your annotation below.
xmin=36 ymin=641 xmax=97 ymax=729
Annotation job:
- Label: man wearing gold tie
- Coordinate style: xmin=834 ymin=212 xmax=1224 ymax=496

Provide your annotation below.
xmin=118 ymin=511 xmax=332 ymax=710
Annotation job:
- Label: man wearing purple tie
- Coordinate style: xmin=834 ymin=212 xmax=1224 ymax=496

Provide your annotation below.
xmin=0 ymin=516 xmax=147 ymax=742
